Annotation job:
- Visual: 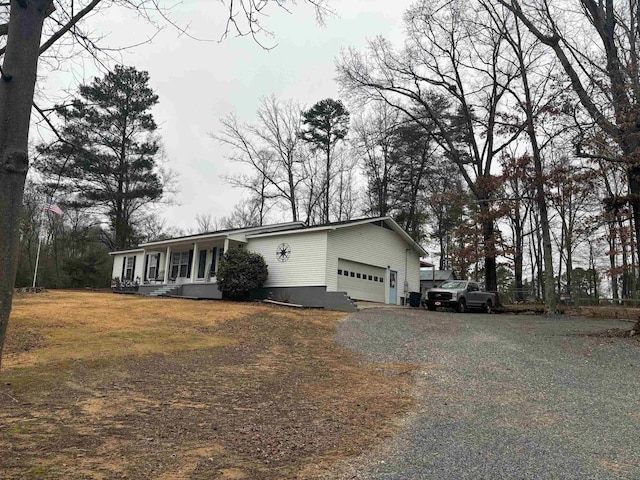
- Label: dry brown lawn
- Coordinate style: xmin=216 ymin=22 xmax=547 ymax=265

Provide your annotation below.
xmin=0 ymin=291 xmax=413 ymax=479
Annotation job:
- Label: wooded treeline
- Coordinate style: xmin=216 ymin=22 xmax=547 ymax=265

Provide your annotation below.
xmin=16 ymin=65 xmax=171 ymax=289
xmin=212 ymin=0 xmax=640 ymax=311
xmin=13 ymin=0 xmax=640 ymax=312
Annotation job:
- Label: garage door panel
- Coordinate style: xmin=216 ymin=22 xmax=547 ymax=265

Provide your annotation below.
xmin=337 ymin=259 xmax=385 ymax=302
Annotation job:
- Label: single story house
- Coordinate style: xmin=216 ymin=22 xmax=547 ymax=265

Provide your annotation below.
xmin=420 ymin=269 xmax=458 ymax=294
xmin=110 ymin=216 xmax=426 ymax=311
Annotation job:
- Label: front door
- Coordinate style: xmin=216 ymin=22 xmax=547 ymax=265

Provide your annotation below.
xmin=389 ymin=270 xmax=397 ymax=304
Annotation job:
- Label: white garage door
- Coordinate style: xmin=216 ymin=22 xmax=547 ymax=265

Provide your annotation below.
xmin=337 ymin=259 xmax=386 ymax=302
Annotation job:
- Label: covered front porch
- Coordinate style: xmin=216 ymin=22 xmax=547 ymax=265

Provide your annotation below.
xmin=137 ymin=235 xmax=245 ymax=299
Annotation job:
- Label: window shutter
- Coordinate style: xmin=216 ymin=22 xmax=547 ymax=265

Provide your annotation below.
xmin=188 ymin=249 xmax=193 ymax=275
xmin=131 ymin=256 xmax=137 ymax=281
xmin=143 ymin=255 xmax=149 ymax=282
xmin=121 ymin=257 xmax=126 ymax=279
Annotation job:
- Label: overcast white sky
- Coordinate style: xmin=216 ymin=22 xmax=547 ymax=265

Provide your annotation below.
xmin=34 ymin=0 xmax=414 ymax=232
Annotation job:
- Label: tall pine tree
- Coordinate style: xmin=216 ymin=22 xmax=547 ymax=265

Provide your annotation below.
xmin=299 ymin=98 xmax=350 ymax=223
xmin=36 ymin=65 xmax=165 ymax=250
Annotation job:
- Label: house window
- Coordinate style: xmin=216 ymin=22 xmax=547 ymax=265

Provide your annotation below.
xmin=374 ymin=276 xmax=378 ymax=282
xmin=170 ymin=252 xmax=190 ymax=278
xmin=379 ymin=277 xmax=384 ymax=283
xmin=357 ymin=273 xmax=361 ymax=279
xmin=343 ymin=270 xmax=349 ymax=276
xmin=338 ymin=269 xmax=343 ymax=275
xmin=368 ymin=275 xmax=373 ymax=281
xmin=350 ymin=272 xmax=355 ymax=277
xmin=147 ymin=254 xmax=158 ymax=280
xmin=197 ymin=250 xmax=207 ymax=278
xmin=124 ymin=256 xmax=135 ymax=281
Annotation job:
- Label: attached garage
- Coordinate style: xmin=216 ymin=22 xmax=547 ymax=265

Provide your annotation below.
xmin=337 ymin=259 xmax=386 ymax=302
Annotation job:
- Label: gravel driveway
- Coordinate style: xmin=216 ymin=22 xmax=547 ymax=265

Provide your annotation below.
xmin=328 ymin=308 xmax=640 ymax=479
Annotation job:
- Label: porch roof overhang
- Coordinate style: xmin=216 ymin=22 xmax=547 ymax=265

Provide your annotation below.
xmin=108 ymin=248 xmax=144 ymax=256
xmin=136 ymin=221 xmax=306 ymax=250
xmin=139 ymin=233 xmax=242 ymax=250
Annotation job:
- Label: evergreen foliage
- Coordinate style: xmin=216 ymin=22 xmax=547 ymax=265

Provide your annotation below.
xmin=300 ymin=98 xmax=350 ymax=149
xmin=216 ymin=248 xmax=268 ymax=300
xmin=35 ymin=65 xmax=165 ymax=251
xmin=300 ymin=98 xmax=350 ymax=223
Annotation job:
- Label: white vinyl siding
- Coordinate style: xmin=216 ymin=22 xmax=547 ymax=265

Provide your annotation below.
xmin=337 ymin=259 xmax=385 ymax=302
xmin=247 ymin=231 xmax=328 ymax=287
xmin=326 ymin=223 xmax=421 ymax=304
xmin=111 ymin=252 xmax=144 ymax=282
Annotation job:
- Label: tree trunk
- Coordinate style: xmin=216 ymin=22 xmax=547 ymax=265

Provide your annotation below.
xmin=324 ymin=141 xmax=330 ymax=223
xmin=630 ymin=221 xmax=638 ymax=299
xmin=514 ymin=223 xmax=524 ymax=302
xmin=619 ymin=215 xmax=630 ymax=298
xmin=288 ymin=167 xmax=298 ymax=222
xmin=608 ymin=221 xmax=619 ymax=301
xmin=528 ymin=212 xmax=541 ymax=299
xmin=0 ymin=0 xmax=49 ymax=369
xmin=627 ymin=165 xmax=640 ymax=294
xmin=566 ymin=230 xmax=573 ymax=298
xmin=481 ymin=203 xmax=498 ymax=292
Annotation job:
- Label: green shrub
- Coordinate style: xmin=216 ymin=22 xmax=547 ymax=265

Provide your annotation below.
xmin=217 ymin=248 xmax=268 ymax=301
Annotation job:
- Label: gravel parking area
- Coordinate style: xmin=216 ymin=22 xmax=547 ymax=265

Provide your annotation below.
xmin=328 ymin=308 xmax=640 ymax=479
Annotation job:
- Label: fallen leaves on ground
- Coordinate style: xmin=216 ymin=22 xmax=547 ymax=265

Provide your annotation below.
xmin=1 ymin=291 xmax=413 ymax=479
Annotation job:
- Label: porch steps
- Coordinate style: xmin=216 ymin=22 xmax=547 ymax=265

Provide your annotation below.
xmin=147 ymin=285 xmax=180 ymax=297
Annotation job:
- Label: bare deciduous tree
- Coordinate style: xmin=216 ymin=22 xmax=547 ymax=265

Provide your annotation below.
xmin=213 ymin=96 xmax=305 ymax=223
xmin=351 ymin=101 xmax=402 ymax=218
xmin=0 ymin=0 xmax=330 ymax=368
xmin=337 ymin=0 xmax=521 ymax=291
xmin=497 ymin=0 xmax=640 ymax=309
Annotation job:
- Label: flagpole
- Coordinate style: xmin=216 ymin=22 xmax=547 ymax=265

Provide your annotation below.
xmin=34 ymin=200 xmax=64 ymax=288
xmin=32 ymin=234 xmax=43 ymax=288
xmin=32 ymin=202 xmax=47 ymax=289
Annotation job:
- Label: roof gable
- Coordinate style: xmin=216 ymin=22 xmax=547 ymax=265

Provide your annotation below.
xmin=247 ymin=216 xmax=427 ymax=256
xmin=110 ymin=216 xmax=427 ymax=257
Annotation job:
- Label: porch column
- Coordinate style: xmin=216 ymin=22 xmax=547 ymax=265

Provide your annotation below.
xmin=163 ymin=246 xmax=171 ymax=283
xmin=190 ymin=242 xmax=199 ymax=282
xmin=223 ymin=238 xmax=230 ymax=255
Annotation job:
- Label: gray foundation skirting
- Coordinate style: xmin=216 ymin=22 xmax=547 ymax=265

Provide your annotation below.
xmin=137 ymin=283 xmax=355 ymax=311
xmin=181 ymin=283 xmax=223 ymax=299
xmin=254 ymin=286 xmax=357 ymax=312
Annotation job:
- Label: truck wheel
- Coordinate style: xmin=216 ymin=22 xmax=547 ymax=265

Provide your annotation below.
xmin=427 ymin=304 xmax=436 ymax=311
xmin=484 ymin=300 xmax=493 ymax=314
xmin=457 ymin=299 xmax=466 ymax=313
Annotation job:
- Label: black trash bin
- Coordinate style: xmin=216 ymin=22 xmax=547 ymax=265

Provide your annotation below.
xmin=409 ymin=291 xmax=421 ymax=308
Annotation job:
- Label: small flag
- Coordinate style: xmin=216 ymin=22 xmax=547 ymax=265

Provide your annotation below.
xmin=44 ymin=202 xmax=64 ymax=216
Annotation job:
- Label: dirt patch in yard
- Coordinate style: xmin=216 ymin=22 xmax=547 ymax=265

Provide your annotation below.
xmin=567 ymin=305 xmax=640 ymax=340
xmin=576 ymin=305 xmax=640 ymax=322
xmin=1 ymin=291 xmax=413 ymax=479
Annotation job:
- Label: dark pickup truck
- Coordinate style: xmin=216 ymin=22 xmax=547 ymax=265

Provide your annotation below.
xmin=424 ymin=280 xmax=498 ymax=313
